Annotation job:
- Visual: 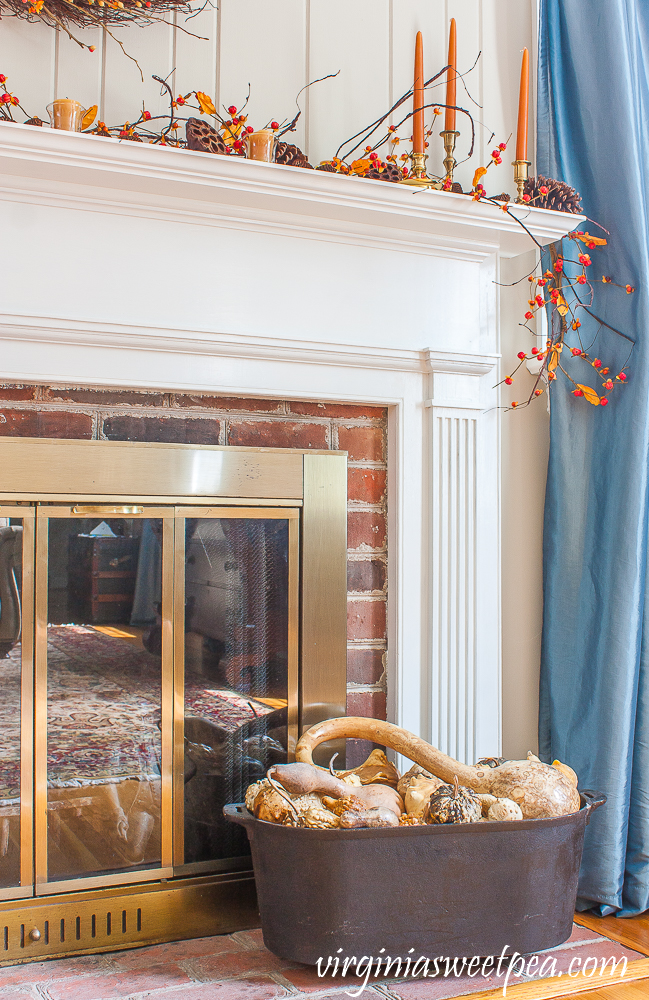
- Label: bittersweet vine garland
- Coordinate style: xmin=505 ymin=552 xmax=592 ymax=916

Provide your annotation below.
xmin=496 ymin=224 xmax=634 ymax=411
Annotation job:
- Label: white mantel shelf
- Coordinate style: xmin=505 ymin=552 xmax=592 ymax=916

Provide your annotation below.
xmin=0 ymin=122 xmax=581 ymax=263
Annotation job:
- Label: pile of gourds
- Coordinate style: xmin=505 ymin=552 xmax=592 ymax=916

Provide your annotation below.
xmin=244 ymin=717 xmax=581 ymax=831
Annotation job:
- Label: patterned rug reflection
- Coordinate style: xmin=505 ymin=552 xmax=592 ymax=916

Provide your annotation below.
xmin=0 ymin=625 xmax=274 ymax=805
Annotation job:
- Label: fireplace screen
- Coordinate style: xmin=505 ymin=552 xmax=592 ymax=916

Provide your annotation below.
xmin=0 ymin=440 xmax=345 ymax=957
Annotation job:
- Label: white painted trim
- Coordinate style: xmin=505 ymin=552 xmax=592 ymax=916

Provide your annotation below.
xmin=424 ymin=351 xmax=499 ymax=376
xmin=0 ymin=123 xmax=583 ymax=263
xmin=0 ymin=312 xmax=427 ymax=377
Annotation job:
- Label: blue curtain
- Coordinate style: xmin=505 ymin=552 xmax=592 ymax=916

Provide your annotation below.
xmin=538 ymin=0 xmax=649 ymax=915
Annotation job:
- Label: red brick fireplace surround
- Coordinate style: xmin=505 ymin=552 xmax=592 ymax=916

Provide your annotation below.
xmin=0 ymin=383 xmax=387 ymax=765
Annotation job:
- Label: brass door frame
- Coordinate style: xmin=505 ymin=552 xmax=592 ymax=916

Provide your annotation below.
xmin=171 ymin=506 xmax=300 ymax=874
xmin=34 ymin=506 xmax=175 ymax=896
xmin=0 ymin=505 xmax=35 ymax=902
xmin=0 ymin=438 xmax=306 ymax=501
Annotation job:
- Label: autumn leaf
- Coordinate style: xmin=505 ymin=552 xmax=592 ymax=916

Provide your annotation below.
xmin=195 ymin=91 xmax=216 ymax=116
xmin=472 ymin=166 xmax=488 ymax=189
xmin=576 ymin=232 xmax=607 ymax=247
xmin=548 ymin=343 xmax=563 ymax=372
xmin=81 ymin=105 xmax=97 ymax=130
xmin=577 ymin=384 xmax=600 ymax=405
xmin=556 ymin=294 xmax=570 ymax=316
xmin=351 ymin=158 xmax=372 ymax=176
xmin=220 ymin=121 xmax=243 ymax=145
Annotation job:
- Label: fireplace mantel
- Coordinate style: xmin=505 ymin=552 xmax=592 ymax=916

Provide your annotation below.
xmin=0 ymin=121 xmax=581 ymax=765
xmin=0 ymin=122 xmax=576 ymax=263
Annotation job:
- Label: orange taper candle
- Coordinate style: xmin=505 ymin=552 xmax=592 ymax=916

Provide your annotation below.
xmin=516 ymin=47 xmax=529 ymax=160
xmin=444 ymin=18 xmax=457 ymax=132
xmin=413 ymin=31 xmax=425 ymax=155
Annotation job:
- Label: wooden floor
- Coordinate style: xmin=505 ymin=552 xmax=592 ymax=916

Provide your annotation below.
xmin=468 ymin=914 xmax=649 ymax=1000
xmin=570 ymin=913 xmax=649 ymax=999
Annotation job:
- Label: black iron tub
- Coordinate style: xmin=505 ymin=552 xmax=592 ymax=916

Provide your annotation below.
xmin=224 ymin=790 xmax=605 ymax=965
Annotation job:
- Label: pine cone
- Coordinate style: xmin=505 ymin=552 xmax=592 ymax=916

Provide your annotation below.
xmin=524 ymin=175 xmax=582 ymax=214
xmin=186 ymin=117 xmax=228 ymax=156
xmin=275 ymin=142 xmax=312 ymax=168
xmin=316 ymin=161 xmax=337 ymax=172
xmin=24 ymin=117 xmax=44 ymax=127
xmin=364 ymin=161 xmax=402 ymax=182
xmin=492 ymin=193 xmax=511 ymax=203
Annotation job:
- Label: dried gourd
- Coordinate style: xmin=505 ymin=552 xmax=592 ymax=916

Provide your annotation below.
xmin=404 ymin=775 xmax=444 ymax=818
xmin=397 ymin=763 xmax=432 ymax=798
xmin=321 ymin=794 xmax=365 ymax=816
xmin=269 ymin=763 xmax=403 ymax=817
xmin=552 ymin=760 xmax=578 ymax=787
xmin=339 ymin=749 xmax=400 ymax=789
xmin=477 ymin=792 xmax=498 ymax=817
xmin=340 ymin=774 xmax=362 ymax=787
xmin=339 ymin=807 xmax=399 ymax=829
xmin=291 ymin=793 xmax=325 ymax=813
xmin=487 ymin=798 xmax=523 ymax=822
xmin=253 ymin=786 xmax=297 ymax=825
xmin=425 ymin=776 xmax=482 ymax=825
xmin=297 ymin=806 xmax=339 ymax=829
xmin=245 ymin=779 xmax=267 ymax=813
xmin=295 ymin=718 xmax=581 ymax=819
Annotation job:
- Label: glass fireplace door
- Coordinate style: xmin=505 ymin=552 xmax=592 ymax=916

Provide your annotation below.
xmin=34 ymin=506 xmax=174 ymax=894
xmin=173 ymin=507 xmax=299 ymax=873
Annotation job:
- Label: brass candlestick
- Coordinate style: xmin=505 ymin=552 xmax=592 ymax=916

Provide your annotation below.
xmin=513 ymin=159 xmax=531 ymax=203
xmin=400 ymin=151 xmax=440 ymax=188
xmin=440 ymin=129 xmax=459 ymax=183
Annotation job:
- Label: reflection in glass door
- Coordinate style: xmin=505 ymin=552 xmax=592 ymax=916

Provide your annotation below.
xmin=35 ymin=508 xmax=173 ymax=892
xmin=0 ymin=508 xmax=33 ymax=898
xmin=174 ymin=509 xmax=299 ymax=871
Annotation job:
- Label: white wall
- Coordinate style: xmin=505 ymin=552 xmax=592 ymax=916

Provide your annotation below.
xmin=500 ymin=250 xmax=549 ymax=760
xmin=2 ymin=0 xmax=534 ymax=194
xmin=0 ymin=0 xmax=547 ymax=758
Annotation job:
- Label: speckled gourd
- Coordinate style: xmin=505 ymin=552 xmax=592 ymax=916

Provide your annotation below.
xmin=425 ymin=777 xmax=482 ymax=824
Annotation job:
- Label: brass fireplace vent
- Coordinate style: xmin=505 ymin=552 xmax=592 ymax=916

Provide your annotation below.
xmin=0 ymin=873 xmax=256 ymax=963
xmin=0 ymin=437 xmax=347 ymax=962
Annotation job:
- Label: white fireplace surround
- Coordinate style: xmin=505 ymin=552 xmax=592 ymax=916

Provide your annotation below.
xmin=0 ymin=123 xmax=579 ymax=763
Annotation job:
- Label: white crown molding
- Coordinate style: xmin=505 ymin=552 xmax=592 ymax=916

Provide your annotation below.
xmin=0 ymin=315 xmax=505 ymax=378
xmin=0 ymin=311 xmax=433 ymax=375
xmin=0 ymin=123 xmax=583 ymax=262
xmin=424 ymin=350 xmax=499 ymax=376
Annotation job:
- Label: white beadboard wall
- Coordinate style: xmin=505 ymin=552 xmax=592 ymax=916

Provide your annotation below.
xmin=0 ymin=0 xmax=535 ymax=193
